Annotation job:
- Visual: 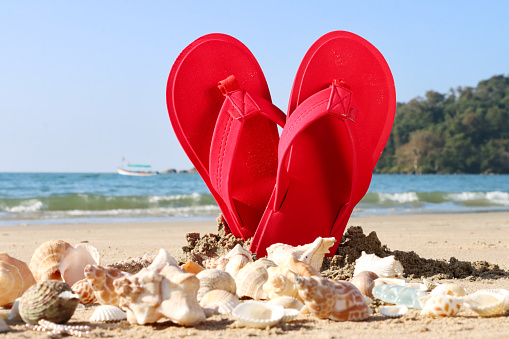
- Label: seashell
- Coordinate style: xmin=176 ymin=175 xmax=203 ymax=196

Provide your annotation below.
xmin=146 ymin=248 xmax=178 ymax=271
xmin=477 ymin=289 xmax=509 ymax=311
xmin=281 ymin=308 xmax=299 ymax=323
xmin=199 ymin=290 xmax=240 ymax=314
xmin=353 ymin=252 xmax=404 ymax=278
xmin=295 ymin=276 xmax=369 ymax=321
xmin=267 ymin=297 xmax=304 ymax=311
xmin=0 ymin=253 xmax=37 ymax=307
xmin=463 ymin=291 xmax=506 ymax=317
xmin=224 ymin=245 xmax=253 ymax=279
xmin=90 ymin=305 xmax=127 ymax=322
xmin=235 ymin=262 xmax=268 ymax=300
xmin=84 ymin=265 xmax=127 ymax=307
xmin=19 ymin=280 xmax=80 ymax=324
xmin=7 ymin=298 xmax=23 ymax=323
xmin=0 ymin=318 xmax=10 ymax=333
xmin=266 ymin=237 xmax=336 ymax=272
xmin=430 ymin=283 xmax=467 ymax=297
xmin=196 ymin=269 xmax=237 ymax=301
xmin=59 ymin=243 xmax=101 ymax=287
xmin=350 ymin=274 xmax=375 ymax=298
xmin=374 ymin=277 xmax=408 ymax=286
xmin=380 ymin=305 xmax=408 ymax=318
xmin=71 ymin=279 xmax=97 ymax=305
xmin=421 ymin=294 xmax=463 ymax=317
xmin=203 ymin=257 xmax=229 ymax=271
xmin=182 ymin=261 xmax=205 ymax=274
xmin=232 ymin=301 xmax=285 ymax=328
xmin=422 ymin=278 xmax=439 ymax=291
xmin=278 ymin=256 xmax=320 ymax=277
xmin=253 ymin=258 xmax=277 ymax=269
xmin=355 ymin=270 xmax=379 ymax=281
xmin=372 ymin=284 xmax=424 ymax=309
xmin=263 ymin=266 xmax=299 ymax=300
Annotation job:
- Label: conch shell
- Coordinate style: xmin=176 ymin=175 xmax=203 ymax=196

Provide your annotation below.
xmin=353 ymin=252 xmax=404 ymax=278
xmin=114 ymin=263 xmax=205 ymax=326
xmin=263 ymin=266 xmax=300 ymax=300
xmin=29 ymin=240 xmax=100 ymax=286
xmin=295 ymin=276 xmax=369 ymax=321
xmin=84 ymin=265 xmax=127 ymax=307
xmin=235 ymin=261 xmax=269 ymax=300
xmin=203 ymin=244 xmax=253 ymax=279
xmin=267 ymin=237 xmax=336 ymax=271
xmin=0 ymin=253 xmax=36 ymax=307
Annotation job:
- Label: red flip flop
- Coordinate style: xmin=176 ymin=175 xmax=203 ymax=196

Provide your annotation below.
xmin=166 ymin=34 xmax=286 ymax=239
xmin=250 ymin=31 xmax=396 ymax=256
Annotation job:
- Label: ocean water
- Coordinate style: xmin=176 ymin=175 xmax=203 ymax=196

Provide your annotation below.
xmin=0 ymin=173 xmax=508 ymax=226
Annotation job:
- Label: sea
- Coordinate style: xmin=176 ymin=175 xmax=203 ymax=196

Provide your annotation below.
xmin=0 ymin=173 xmax=508 ymax=226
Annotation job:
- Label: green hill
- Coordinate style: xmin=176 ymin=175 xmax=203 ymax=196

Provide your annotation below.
xmin=376 ymin=75 xmax=509 ymax=174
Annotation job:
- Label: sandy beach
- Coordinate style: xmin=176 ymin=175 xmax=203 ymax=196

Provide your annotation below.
xmin=1 ymin=212 xmax=508 ymax=338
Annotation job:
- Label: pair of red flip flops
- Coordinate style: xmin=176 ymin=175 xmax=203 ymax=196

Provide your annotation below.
xmin=166 ymin=31 xmax=396 ymax=257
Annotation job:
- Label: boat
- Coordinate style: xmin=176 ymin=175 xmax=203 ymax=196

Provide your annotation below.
xmin=117 ymin=161 xmax=159 ymax=176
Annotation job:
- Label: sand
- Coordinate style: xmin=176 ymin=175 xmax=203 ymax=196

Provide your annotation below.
xmin=1 ymin=212 xmax=508 ymax=338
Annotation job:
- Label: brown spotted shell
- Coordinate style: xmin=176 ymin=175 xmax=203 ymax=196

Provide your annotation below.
xmin=71 ymin=279 xmax=97 ymax=305
xmin=84 ymin=265 xmax=126 ymax=307
xmin=0 ymin=253 xmax=36 ymax=307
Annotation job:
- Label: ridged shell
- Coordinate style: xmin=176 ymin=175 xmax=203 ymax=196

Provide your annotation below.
xmin=199 ymin=290 xmax=240 ymax=314
xmin=464 ymin=291 xmax=506 ymax=317
xmin=235 ymin=262 xmax=268 ymax=300
xmin=182 ymin=261 xmax=205 ymax=274
xmin=350 ymin=274 xmax=375 ymax=298
xmin=281 ymin=308 xmax=299 ymax=323
xmin=478 ymin=289 xmax=509 ymax=311
xmin=232 ymin=301 xmax=285 ymax=328
xmin=421 ymin=294 xmax=463 ymax=317
xmin=0 ymin=253 xmax=36 ymax=307
xmin=353 ymin=252 xmax=404 ymax=278
xmin=84 ymin=265 xmax=127 ymax=307
xmin=71 ymin=279 xmax=97 ymax=305
xmin=29 ymin=240 xmax=73 ymax=282
xmin=295 ymin=277 xmax=369 ymax=321
xmin=19 ymin=280 xmax=80 ymax=324
xmin=430 ymin=283 xmax=467 ymax=297
xmin=196 ymin=269 xmax=236 ymax=301
xmin=422 ymin=278 xmax=439 ymax=291
xmin=266 ymin=237 xmax=336 ymax=272
xmin=267 ymin=297 xmax=304 ymax=310
xmin=90 ymin=305 xmax=127 ymax=322
xmin=202 ymin=245 xmax=252 ymax=279
xmin=263 ymin=266 xmax=299 ymax=300
xmin=380 ymin=305 xmax=408 ymax=318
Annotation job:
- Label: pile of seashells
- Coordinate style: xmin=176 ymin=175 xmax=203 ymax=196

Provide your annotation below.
xmin=1 ymin=236 xmax=508 ymax=335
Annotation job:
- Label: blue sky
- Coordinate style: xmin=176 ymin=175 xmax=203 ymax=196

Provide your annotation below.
xmin=1 ymin=1 xmax=508 ymax=172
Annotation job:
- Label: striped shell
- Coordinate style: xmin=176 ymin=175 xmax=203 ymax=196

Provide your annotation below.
xmin=232 ymin=301 xmax=285 ymax=328
xmin=464 ymin=291 xmax=506 ymax=317
xmin=196 ymin=269 xmax=237 ymax=301
xmin=353 ymin=252 xmax=404 ymax=278
xmin=421 ymin=294 xmax=463 ymax=317
xmin=19 ymin=280 xmax=80 ymax=324
xmin=235 ymin=261 xmax=269 ymax=300
xmin=199 ymin=290 xmax=240 ymax=314
xmin=0 ymin=253 xmax=36 ymax=307
xmin=90 ymin=305 xmax=127 ymax=322
xmin=71 ymin=279 xmax=97 ymax=305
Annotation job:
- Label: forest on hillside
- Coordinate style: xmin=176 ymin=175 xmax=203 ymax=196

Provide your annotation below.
xmin=375 ymin=75 xmax=509 ymax=174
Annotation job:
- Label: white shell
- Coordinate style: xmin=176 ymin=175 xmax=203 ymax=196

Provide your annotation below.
xmin=90 ymin=305 xmax=127 ymax=322
xmin=421 ymin=294 xmax=463 ymax=317
xmin=147 ymin=249 xmax=178 ymax=271
xmin=267 ymin=297 xmax=304 ymax=311
xmin=235 ymin=262 xmax=268 ymax=300
xmin=199 ymin=290 xmax=240 ymax=314
xmin=281 ymin=308 xmax=299 ymax=323
xmin=196 ymin=269 xmax=237 ymax=301
xmin=464 ymin=291 xmax=506 ymax=317
xmin=380 ymin=305 xmax=408 ymax=318
xmin=430 ymin=283 xmax=467 ymax=297
xmin=422 ymin=278 xmax=439 ymax=291
xmin=7 ymin=298 xmax=23 ymax=323
xmin=232 ymin=301 xmax=285 ymax=328
xmin=354 ymin=252 xmax=404 ymax=278
xmin=475 ymin=289 xmax=509 ymax=311
xmin=59 ymin=242 xmax=101 ymax=287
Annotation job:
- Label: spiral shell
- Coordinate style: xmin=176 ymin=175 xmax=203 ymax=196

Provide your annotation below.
xmin=353 ymin=252 xmax=404 ymax=278
xmin=19 ymin=280 xmax=80 ymax=324
xmin=263 ymin=266 xmax=299 ymax=300
xmin=71 ymin=279 xmax=97 ymax=305
xmin=350 ymin=274 xmax=375 ymax=298
xmin=421 ymin=294 xmax=463 ymax=317
xmin=235 ymin=261 xmax=269 ymax=300
xmin=0 ymin=253 xmax=36 ymax=307
xmin=196 ymin=269 xmax=236 ymax=301
xmin=199 ymin=290 xmax=240 ymax=314
xmin=464 ymin=291 xmax=506 ymax=317
xmin=90 ymin=305 xmax=127 ymax=322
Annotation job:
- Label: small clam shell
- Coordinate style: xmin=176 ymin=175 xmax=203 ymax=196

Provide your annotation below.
xmin=464 ymin=291 xmax=506 ymax=317
xmin=422 ymin=278 xmax=439 ymax=291
xmin=90 ymin=305 xmax=127 ymax=322
xmin=350 ymin=274 xmax=375 ymax=298
xmin=354 ymin=252 xmax=404 ymax=278
xmin=0 ymin=253 xmax=36 ymax=307
xmin=196 ymin=269 xmax=237 ymax=301
xmin=235 ymin=262 xmax=268 ymax=300
xmin=430 ymin=283 xmax=467 ymax=297
xmin=199 ymin=290 xmax=240 ymax=314
xmin=479 ymin=289 xmax=509 ymax=311
xmin=232 ymin=301 xmax=285 ymax=328
xmin=380 ymin=305 xmax=408 ymax=318
xmin=267 ymin=297 xmax=304 ymax=311
xmin=281 ymin=308 xmax=299 ymax=323
xmin=71 ymin=279 xmax=97 ymax=305
xmin=421 ymin=294 xmax=463 ymax=317
xmin=19 ymin=280 xmax=80 ymax=324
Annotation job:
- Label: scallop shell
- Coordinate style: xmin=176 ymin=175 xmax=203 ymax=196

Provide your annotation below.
xmin=19 ymin=280 xmax=80 ymax=324
xmin=380 ymin=305 xmax=408 ymax=318
xmin=295 ymin=277 xmax=370 ymax=321
xmin=71 ymin=279 xmax=97 ymax=305
xmin=463 ymin=291 xmax=506 ymax=317
xmin=199 ymin=290 xmax=240 ymax=314
xmin=232 ymin=301 xmax=285 ymax=328
xmin=90 ymin=305 xmax=127 ymax=322
xmin=353 ymin=252 xmax=404 ymax=278
xmin=350 ymin=274 xmax=375 ymax=298
xmin=196 ymin=269 xmax=237 ymax=301
xmin=281 ymin=308 xmax=299 ymax=323
xmin=421 ymin=294 xmax=463 ymax=317
xmin=0 ymin=253 xmax=37 ymax=307
xmin=181 ymin=261 xmax=205 ymax=274
xmin=266 ymin=237 xmax=336 ymax=272
xmin=235 ymin=262 xmax=268 ymax=300
xmin=267 ymin=297 xmax=304 ymax=311
xmin=477 ymin=289 xmax=509 ymax=311
xmin=84 ymin=265 xmax=127 ymax=307
xmin=263 ymin=266 xmax=299 ymax=300
xmin=422 ymin=278 xmax=439 ymax=291
xmin=430 ymin=283 xmax=467 ymax=297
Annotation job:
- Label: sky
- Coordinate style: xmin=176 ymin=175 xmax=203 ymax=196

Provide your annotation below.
xmin=1 ymin=1 xmax=508 ymax=173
